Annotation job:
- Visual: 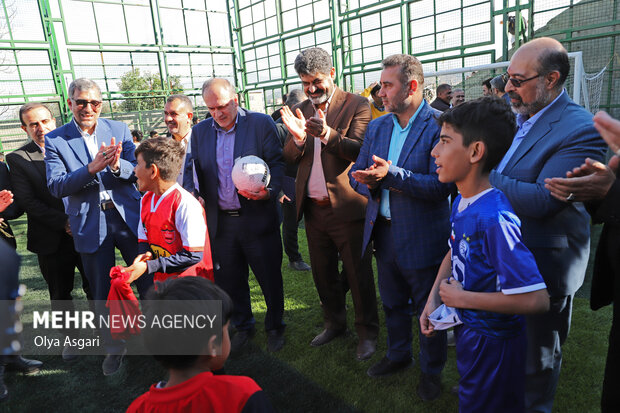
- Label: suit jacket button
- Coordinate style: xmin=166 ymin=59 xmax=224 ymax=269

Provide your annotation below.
xmin=370 ymin=220 xmax=374 ymax=225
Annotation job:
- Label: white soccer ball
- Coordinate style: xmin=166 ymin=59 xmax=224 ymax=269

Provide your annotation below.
xmin=231 ymin=155 xmax=271 ymax=193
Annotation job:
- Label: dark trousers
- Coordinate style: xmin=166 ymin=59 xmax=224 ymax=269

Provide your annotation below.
xmin=374 ymin=220 xmax=447 ymax=375
xmin=525 ymin=295 xmax=573 ymax=413
xmin=80 ymin=208 xmax=153 ymax=353
xmin=38 ymin=232 xmax=92 ymax=338
xmin=281 ymin=199 xmax=302 ymax=263
xmin=214 ymin=212 xmax=285 ymax=333
xmin=304 ymin=201 xmax=379 ymax=340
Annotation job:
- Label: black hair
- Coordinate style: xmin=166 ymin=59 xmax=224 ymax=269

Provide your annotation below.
xmin=19 ymin=102 xmax=53 ymax=126
xmin=538 ymin=48 xmax=570 ymax=89
xmin=143 ymin=277 xmax=234 ymax=370
xmin=131 ymin=129 xmax=143 ymax=142
xmin=370 ymin=83 xmax=381 ymax=96
xmin=437 ymin=96 xmax=516 ymax=173
xmin=134 ymin=137 xmax=185 ymax=181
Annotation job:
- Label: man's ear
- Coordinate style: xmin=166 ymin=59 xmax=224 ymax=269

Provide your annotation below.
xmin=545 ymin=71 xmax=561 ymax=90
xmin=470 ymin=141 xmax=486 ymax=164
xmin=409 ymin=79 xmax=419 ymax=95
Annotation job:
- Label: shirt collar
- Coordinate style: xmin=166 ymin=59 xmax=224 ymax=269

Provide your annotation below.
xmin=73 ymin=118 xmax=97 ymax=138
xmin=391 ymin=99 xmax=425 ymax=132
xmin=516 ymin=89 xmax=565 ymax=129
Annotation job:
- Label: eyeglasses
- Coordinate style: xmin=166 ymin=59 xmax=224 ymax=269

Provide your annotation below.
xmin=72 ymin=99 xmax=102 ymax=109
xmin=506 ymin=74 xmax=541 ymax=88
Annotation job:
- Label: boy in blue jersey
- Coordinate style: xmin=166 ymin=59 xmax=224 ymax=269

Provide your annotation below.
xmin=421 ymin=97 xmax=550 ymax=413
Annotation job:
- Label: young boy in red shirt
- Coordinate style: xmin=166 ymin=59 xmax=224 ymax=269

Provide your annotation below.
xmin=127 ymin=277 xmax=274 ymax=412
xmin=124 ymin=137 xmax=212 ymax=283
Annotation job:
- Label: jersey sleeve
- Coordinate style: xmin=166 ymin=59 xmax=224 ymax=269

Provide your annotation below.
xmin=175 ymin=192 xmax=207 ymax=251
xmin=482 ymin=214 xmax=547 ymax=295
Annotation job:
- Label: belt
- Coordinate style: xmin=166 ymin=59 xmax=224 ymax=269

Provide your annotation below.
xmin=308 ymin=197 xmax=331 ymax=207
xmin=100 ymin=200 xmax=115 ymax=211
xmin=219 ymin=209 xmax=240 ymax=217
xmin=376 ymin=215 xmax=391 ymax=225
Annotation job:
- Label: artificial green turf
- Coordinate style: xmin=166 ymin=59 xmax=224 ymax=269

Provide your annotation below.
xmin=0 ymin=217 xmax=611 ymax=412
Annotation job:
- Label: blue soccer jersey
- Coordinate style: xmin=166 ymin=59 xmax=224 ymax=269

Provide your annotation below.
xmin=449 ymin=188 xmax=546 ymax=338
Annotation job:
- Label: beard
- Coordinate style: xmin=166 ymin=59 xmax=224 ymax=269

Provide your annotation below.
xmin=386 ymin=87 xmax=410 ymax=114
xmin=509 ymin=80 xmax=554 ymax=116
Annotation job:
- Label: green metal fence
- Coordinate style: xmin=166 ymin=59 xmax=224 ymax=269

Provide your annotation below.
xmin=1 ymin=0 xmax=619 ymax=154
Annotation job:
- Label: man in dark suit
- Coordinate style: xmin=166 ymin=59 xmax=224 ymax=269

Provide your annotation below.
xmin=490 ymin=38 xmax=607 ymax=412
xmin=350 ymin=54 xmax=452 ymax=400
xmin=0 ymin=195 xmax=43 ymax=400
xmin=281 ymin=47 xmax=379 ymax=361
xmin=45 ymin=78 xmax=152 ymax=375
xmin=430 ymin=83 xmax=452 ymax=112
xmin=544 ymin=110 xmax=620 ymax=413
xmin=188 ymin=78 xmax=285 ymax=353
xmin=6 ymin=103 xmax=92 ymax=361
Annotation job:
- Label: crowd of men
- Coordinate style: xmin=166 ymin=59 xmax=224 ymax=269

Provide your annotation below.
xmin=0 ymin=36 xmax=618 ymax=413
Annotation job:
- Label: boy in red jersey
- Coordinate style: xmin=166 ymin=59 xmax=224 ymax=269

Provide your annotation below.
xmin=127 ymin=276 xmax=274 ymax=412
xmin=124 ymin=137 xmax=212 ymax=283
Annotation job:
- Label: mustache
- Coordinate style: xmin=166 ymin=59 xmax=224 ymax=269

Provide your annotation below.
xmin=508 ymin=92 xmax=521 ymax=101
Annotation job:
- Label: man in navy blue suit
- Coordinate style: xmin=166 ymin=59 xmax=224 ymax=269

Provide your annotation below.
xmin=188 ymin=78 xmax=285 ymax=353
xmin=45 ymin=78 xmax=152 ymax=376
xmin=351 ymin=54 xmax=452 ymax=401
xmin=490 ymin=38 xmax=606 ymax=412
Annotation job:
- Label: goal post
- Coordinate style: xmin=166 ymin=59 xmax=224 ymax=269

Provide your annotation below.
xmin=422 ymin=51 xmax=603 ymax=114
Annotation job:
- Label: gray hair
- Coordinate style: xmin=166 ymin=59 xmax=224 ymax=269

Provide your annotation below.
xmin=490 ymin=75 xmax=507 ymax=93
xmin=382 ymin=54 xmax=424 ymax=89
xmin=68 ymin=78 xmax=102 ymax=99
xmin=166 ymin=94 xmax=193 ymax=112
xmin=294 ymin=47 xmax=333 ymax=76
xmin=285 ymin=89 xmax=307 ymax=107
xmin=201 ymin=78 xmax=236 ymax=97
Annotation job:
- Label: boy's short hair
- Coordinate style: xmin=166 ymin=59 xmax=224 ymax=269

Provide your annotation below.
xmin=134 ymin=137 xmax=185 ymax=182
xmin=143 ymin=277 xmax=234 ymax=370
xmin=437 ymin=96 xmax=516 ymax=173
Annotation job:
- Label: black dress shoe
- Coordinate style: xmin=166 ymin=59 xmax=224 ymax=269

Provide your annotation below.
xmin=266 ymin=329 xmax=285 ymax=352
xmin=367 ymin=356 xmax=413 ymax=377
xmin=231 ymin=328 xmax=256 ymax=354
xmin=356 ymin=339 xmax=376 ymax=361
xmin=288 ymin=260 xmax=311 ymax=271
xmin=5 ymin=356 xmax=42 ymax=375
xmin=310 ymin=328 xmax=346 ymax=347
xmin=417 ymin=372 xmax=442 ymax=401
xmin=102 ymin=349 xmax=127 ymax=376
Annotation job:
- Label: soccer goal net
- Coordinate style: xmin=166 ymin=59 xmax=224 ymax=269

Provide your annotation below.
xmin=423 ymin=51 xmax=605 ymax=115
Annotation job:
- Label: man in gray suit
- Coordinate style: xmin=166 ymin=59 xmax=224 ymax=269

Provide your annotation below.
xmin=490 ymin=37 xmax=607 ymax=412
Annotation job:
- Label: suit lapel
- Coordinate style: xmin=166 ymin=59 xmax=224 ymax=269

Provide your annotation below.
xmin=65 ymin=121 xmax=90 ymax=165
xmin=233 ymin=108 xmax=246 ymax=159
xmin=96 ymin=119 xmax=112 ymax=148
xmin=377 ymin=116 xmax=393 ymax=160
xmin=396 ymin=103 xmax=430 ymax=166
xmin=325 ymin=88 xmax=346 ymax=128
xmin=503 ymin=92 xmax=568 ymax=172
xmin=25 ymin=141 xmax=46 ymax=179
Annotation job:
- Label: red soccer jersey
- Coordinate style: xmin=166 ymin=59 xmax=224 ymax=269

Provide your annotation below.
xmin=126 ymin=371 xmax=266 ymax=413
xmin=138 ymin=184 xmax=213 ymax=282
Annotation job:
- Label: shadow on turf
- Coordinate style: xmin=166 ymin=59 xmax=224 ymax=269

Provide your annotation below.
xmin=0 ymin=346 xmax=360 ymax=413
